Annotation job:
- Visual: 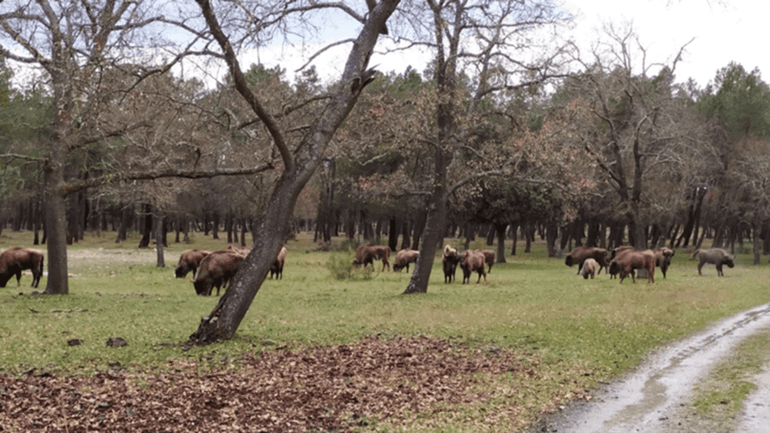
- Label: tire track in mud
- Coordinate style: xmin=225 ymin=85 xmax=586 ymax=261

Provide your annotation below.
xmin=529 ymin=303 xmax=770 ymax=433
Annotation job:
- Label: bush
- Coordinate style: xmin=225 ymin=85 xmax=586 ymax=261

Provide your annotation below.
xmin=327 ymin=250 xmax=373 ymax=280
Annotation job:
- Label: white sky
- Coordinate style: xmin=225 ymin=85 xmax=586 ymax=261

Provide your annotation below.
xmin=213 ymin=0 xmax=769 ymax=90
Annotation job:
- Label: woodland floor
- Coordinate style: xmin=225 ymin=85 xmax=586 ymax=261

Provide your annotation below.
xmin=0 ymin=336 xmax=559 ymax=432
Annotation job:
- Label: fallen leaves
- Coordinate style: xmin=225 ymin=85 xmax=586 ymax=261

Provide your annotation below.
xmin=0 ymin=335 xmax=582 ymax=432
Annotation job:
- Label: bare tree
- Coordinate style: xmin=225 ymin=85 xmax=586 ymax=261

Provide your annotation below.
xmin=185 ymin=0 xmax=401 ymax=345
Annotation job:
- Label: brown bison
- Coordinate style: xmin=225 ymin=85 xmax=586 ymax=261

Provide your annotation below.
xmin=0 ymin=247 xmax=44 ymax=288
xmin=565 ymin=247 xmax=611 ymax=275
xmin=392 ymin=249 xmax=419 ymax=272
xmin=611 ymin=248 xmax=656 ymax=283
xmin=580 ymin=258 xmax=597 ymax=279
xmin=442 ymin=245 xmax=460 ymax=283
xmin=352 ymin=244 xmax=391 ymax=271
xmin=270 ymin=246 xmax=287 ymax=279
xmin=692 ymin=248 xmax=735 ymax=276
xmin=653 ymin=248 xmax=675 ymax=278
xmin=174 ymin=249 xmax=211 ymax=279
xmin=193 ymin=250 xmax=245 ymax=296
xmin=477 ymin=249 xmax=495 ymax=273
xmin=459 ymin=250 xmax=487 ymax=284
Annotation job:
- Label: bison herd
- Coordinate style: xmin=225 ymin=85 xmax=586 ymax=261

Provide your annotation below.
xmin=0 ymin=241 xmax=741 ymax=294
xmin=564 ymin=245 xmax=736 ymax=283
xmin=176 ymin=245 xmax=287 ymax=296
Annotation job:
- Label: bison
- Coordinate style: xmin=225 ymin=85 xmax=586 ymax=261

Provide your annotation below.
xmin=565 ymin=247 xmax=611 ymax=275
xmin=442 ymin=245 xmax=460 ymax=283
xmin=352 ymin=245 xmax=391 ymax=271
xmin=692 ymin=248 xmax=735 ymax=276
xmin=611 ymin=247 xmax=656 ymax=283
xmin=653 ymin=248 xmax=675 ymax=278
xmin=459 ymin=250 xmax=487 ymax=284
xmin=580 ymin=258 xmax=597 ymax=279
xmin=392 ymin=249 xmax=419 ymax=272
xmin=477 ymin=249 xmax=495 ymax=273
xmin=0 ymin=247 xmax=44 ymax=288
xmin=174 ymin=249 xmax=210 ymax=279
xmin=270 ymin=246 xmax=287 ymax=279
xmin=193 ymin=250 xmax=245 ymax=296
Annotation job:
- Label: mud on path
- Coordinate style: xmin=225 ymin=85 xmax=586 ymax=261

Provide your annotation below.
xmin=529 ymin=303 xmax=770 ymax=433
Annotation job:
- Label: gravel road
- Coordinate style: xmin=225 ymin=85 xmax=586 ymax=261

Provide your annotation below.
xmin=529 ymin=302 xmax=770 ymax=433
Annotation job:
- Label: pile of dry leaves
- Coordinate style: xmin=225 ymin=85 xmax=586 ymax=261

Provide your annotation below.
xmin=0 ymin=336 xmax=568 ymax=432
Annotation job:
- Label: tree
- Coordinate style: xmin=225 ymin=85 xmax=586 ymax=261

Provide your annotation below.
xmin=395 ymin=0 xmax=569 ymax=294
xmin=186 ymin=0 xmax=401 ymax=345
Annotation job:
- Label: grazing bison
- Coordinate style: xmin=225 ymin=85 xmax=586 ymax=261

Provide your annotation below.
xmin=612 ymin=248 xmax=656 ymax=283
xmin=193 ymin=250 xmax=245 ymax=296
xmin=580 ymin=258 xmax=598 ymax=279
xmin=174 ymin=249 xmax=211 ymax=279
xmin=393 ymin=249 xmax=419 ymax=272
xmin=477 ymin=249 xmax=495 ymax=273
xmin=352 ymin=245 xmax=391 ymax=271
xmin=0 ymin=247 xmax=44 ymax=288
xmin=459 ymin=250 xmax=487 ymax=284
xmin=442 ymin=245 xmax=460 ymax=283
xmin=565 ymin=247 xmax=611 ymax=275
xmin=692 ymin=248 xmax=735 ymax=276
xmin=270 ymin=246 xmax=287 ymax=279
xmin=653 ymin=248 xmax=675 ymax=278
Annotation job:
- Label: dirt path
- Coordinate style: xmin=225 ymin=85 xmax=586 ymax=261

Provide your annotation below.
xmin=529 ymin=302 xmax=770 ymax=433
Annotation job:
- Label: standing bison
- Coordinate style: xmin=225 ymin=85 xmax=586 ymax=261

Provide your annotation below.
xmin=692 ymin=248 xmax=735 ymax=276
xmin=565 ymin=247 xmax=611 ymax=275
xmin=392 ymin=249 xmax=419 ymax=272
xmin=193 ymin=250 xmax=245 ymax=296
xmin=174 ymin=249 xmax=211 ymax=279
xmin=270 ymin=246 xmax=287 ymax=279
xmin=459 ymin=250 xmax=487 ymax=284
xmin=477 ymin=249 xmax=495 ymax=273
xmin=611 ymin=247 xmax=656 ymax=283
xmin=653 ymin=248 xmax=675 ymax=278
xmin=442 ymin=245 xmax=460 ymax=283
xmin=352 ymin=245 xmax=391 ymax=271
xmin=0 ymin=247 xmax=44 ymax=288
xmin=580 ymin=258 xmax=597 ymax=279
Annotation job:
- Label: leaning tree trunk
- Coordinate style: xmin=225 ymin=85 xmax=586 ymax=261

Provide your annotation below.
xmin=403 ymin=185 xmax=447 ymax=294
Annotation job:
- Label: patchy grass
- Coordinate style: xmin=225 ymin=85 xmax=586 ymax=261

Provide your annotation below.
xmin=692 ymin=329 xmax=770 ymax=418
xmin=0 ymin=230 xmax=768 ymax=431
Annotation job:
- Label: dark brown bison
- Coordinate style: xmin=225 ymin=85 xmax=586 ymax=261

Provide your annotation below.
xmin=442 ymin=245 xmax=460 ymax=283
xmin=611 ymin=248 xmax=656 ymax=283
xmin=392 ymin=249 xmax=419 ymax=272
xmin=0 ymin=247 xmax=44 ymax=288
xmin=477 ymin=249 xmax=495 ymax=273
xmin=580 ymin=258 xmax=597 ymax=279
xmin=352 ymin=245 xmax=391 ymax=271
xmin=692 ymin=248 xmax=735 ymax=276
xmin=565 ymin=247 xmax=611 ymax=275
xmin=174 ymin=249 xmax=211 ymax=279
xmin=193 ymin=250 xmax=245 ymax=296
xmin=459 ymin=250 xmax=487 ymax=284
xmin=653 ymin=248 xmax=675 ymax=278
xmin=270 ymin=246 xmax=287 ymax=279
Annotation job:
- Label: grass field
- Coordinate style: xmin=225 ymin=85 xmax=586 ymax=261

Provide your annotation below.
xmin=0 ymin=229 xmax=768 ymax=430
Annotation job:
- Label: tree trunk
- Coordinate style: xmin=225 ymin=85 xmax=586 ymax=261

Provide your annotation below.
xmin=404 ymin=188 xmax=447 ymax=294
xmin=155 ymin=212 xmax=165 ymax=268
xmin=388 ymin=217 xmax=398 ymax=252
xmin=495 ymin=223 xmax=507 ymax=264
xmin=43 ymin=150 xmax=69 ymax=295
xmin=138 ymin=204 xmax=152 ymax=248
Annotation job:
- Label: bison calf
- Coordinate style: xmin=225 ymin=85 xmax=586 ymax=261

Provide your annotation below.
xmin=442 ymin=245 xmax=460 ymax=283
xmin=692 ymin=248 xmax=734 ymax=276
xmin=580 ymin=258 xmax=597 ymax=279
xmin=0 ymin=247 xmax=44 ymax=288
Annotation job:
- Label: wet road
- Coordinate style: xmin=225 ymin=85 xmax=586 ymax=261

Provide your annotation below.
xmin=531 ymin=303 xmax=770 ymax=433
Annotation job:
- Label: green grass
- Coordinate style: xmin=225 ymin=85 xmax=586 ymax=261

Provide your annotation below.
xmin=0 ymin=230 xmax=768 ymax=430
